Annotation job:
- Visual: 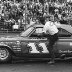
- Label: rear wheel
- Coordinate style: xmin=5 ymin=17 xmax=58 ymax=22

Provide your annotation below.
xmin=0 ymin=47 xmax=12 ymax=63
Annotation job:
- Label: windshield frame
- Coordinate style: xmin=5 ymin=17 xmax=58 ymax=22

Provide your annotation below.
xmin=20 ymin=26 xmax=34 ymax=37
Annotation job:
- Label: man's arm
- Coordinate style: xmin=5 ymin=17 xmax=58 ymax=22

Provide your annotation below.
xmin=54 ymin=22 xmax=61 ymax=28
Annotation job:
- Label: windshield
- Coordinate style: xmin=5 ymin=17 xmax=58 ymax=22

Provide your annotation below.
xmin=20 ymin=27 xmax=34 ymax=37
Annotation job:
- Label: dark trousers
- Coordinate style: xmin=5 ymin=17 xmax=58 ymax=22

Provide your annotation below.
xmin=47 ymin=33 xmax=58 ymax=61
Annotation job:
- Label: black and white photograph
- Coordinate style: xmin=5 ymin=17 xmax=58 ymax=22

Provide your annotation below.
xmin=0 ymin=0 xmax=72 ymax=72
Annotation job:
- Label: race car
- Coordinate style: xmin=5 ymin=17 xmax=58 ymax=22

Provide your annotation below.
xmin=0 ymin=24 xmax=72 ymax=63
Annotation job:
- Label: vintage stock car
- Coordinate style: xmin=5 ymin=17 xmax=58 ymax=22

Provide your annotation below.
xmin=0 ymin=24 xmax=72 ymax=63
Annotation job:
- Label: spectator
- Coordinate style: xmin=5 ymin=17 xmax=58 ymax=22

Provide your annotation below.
xmin=0 ymin=0 xmax=72 ymax=32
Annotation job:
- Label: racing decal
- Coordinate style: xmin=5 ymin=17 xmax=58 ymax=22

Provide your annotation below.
xmin=59 ymin=50 xmax=72 ymax=53
xmin=28 ymin=43 xmax=40 ymax=53
xmin=39 ymin=43 xmax=49 ymax=53
xmin=28 ymin=42 xmax=49 ymax=53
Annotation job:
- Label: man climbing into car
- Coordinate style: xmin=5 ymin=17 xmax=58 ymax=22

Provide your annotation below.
xmin=43 ymin=15 xmax=61 ymax=64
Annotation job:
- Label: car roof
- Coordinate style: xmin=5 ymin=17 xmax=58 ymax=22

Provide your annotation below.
xmin=33 ymin=24 xmax=44 ymax=28
xmin=21 ymin=24 xmax=72 ymax=37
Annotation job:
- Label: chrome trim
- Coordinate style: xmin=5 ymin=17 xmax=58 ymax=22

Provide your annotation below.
xmin=0 ymin=43 xmax=12 ymax=49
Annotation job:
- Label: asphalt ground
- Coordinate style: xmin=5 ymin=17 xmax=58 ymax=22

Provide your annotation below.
xmin=0 ymin=59 xmax=72 ymax=72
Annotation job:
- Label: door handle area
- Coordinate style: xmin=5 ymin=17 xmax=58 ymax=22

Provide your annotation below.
xmin=16 ymin=41 xmax=21 ymax=45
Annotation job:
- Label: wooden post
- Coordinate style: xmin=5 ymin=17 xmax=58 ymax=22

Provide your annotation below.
xmin=37 ymin=0 xmax=39 ymax=2
xmin=25 ymin=0 xmax=27 ymax=30
xmin=50 ymin=0 xmax=51 ymax=2
xmin=14 ymin=0 xmax=15 ymax=3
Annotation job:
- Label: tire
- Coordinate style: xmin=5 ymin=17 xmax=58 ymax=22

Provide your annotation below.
xmin=0 ymin=47 xmax=12 ymax=63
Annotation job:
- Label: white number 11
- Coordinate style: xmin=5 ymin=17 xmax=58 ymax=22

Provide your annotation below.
xmin=28 ymin=42 xmax=49 ymax=53
xmin=39 ymin=43 xmax=49 ymax=53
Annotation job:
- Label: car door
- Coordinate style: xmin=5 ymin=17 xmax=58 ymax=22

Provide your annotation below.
xmin=21 ymin=27 xmax=52 ymax=58
xmin=28 ymin=27 xmax=49 ymax=54
xmin=56 ymin=28 xmax=72 ymax=55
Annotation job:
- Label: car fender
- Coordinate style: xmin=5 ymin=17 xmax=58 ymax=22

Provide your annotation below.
xmin=0 ymin=43 xmax=15 ymax=56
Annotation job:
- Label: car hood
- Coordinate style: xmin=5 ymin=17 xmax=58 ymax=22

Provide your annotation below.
xmin=0 ymin=36 xmax=26 ymax=41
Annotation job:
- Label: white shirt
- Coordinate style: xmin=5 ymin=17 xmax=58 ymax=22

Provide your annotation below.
xmin=43 ymin=21 xmax=59 ymax=35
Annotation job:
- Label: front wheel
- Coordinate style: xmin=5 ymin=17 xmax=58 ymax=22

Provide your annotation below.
xmin=0 ymin=47 xmax=12 ymax=63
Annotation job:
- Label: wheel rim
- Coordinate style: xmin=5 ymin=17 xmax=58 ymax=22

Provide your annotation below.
xmin=0 ymin=48 xmax=9 ymax=60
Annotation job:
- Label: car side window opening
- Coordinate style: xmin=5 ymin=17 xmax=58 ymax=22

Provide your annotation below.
xmin=30 ymin=27 xmax=47 ymax=38
xmin=58 ymin=28 xmax=71 ymax=37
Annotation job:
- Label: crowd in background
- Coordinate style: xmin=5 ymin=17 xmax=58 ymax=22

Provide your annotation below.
xmin=0 ymin=0 xmax=72 ymax=31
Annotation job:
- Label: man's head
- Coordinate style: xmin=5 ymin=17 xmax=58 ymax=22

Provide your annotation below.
xmin=54 ymin=17 xmax=59 ymax=22
xmin=45 ymin=15 xmax=54 ymax=22
xmin=49 ymin=15 xmax=54 ymax=21
xmin=45 ymin=16 xmax=49 ymax=22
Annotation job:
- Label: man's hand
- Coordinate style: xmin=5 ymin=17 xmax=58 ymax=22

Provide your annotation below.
xmin=42 ymin=32 xmax=45 ymax=35
xmin=42 ymin=32 xmax=46 ymax=37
